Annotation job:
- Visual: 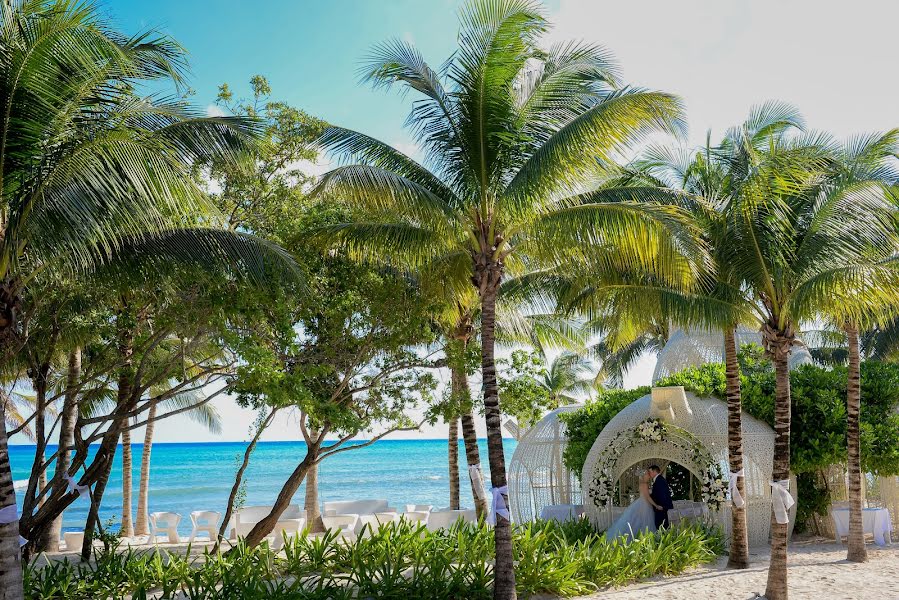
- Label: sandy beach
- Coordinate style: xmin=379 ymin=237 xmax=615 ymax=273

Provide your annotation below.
xmin=571 ymin=539 xmax=899 ymax=600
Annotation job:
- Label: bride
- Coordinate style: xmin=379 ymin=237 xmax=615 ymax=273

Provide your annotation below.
xmin=603 ymin=471 xmax=659 ymax=541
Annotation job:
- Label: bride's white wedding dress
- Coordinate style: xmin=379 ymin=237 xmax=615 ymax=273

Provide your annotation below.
xmin=603 ymin=482 xmax=657 ymax=542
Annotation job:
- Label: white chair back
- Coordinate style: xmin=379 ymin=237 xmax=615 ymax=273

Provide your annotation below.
xmin=322 ymin=499 xmax=390 ymax=516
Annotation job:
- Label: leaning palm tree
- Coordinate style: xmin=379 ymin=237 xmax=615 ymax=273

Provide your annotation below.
xmin=0 ymin=2 xmax=298 ymax=587
xmin=815 ymin=130 xmax=899 ymax=563
xmin=312 ymin=2 xmax=707 ymax=595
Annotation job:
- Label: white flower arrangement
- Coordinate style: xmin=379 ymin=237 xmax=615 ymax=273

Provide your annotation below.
xmin=700 ymin=467 xmax=729 ymax=510
xmin=635 ymin=418 xmax=665 ymax=442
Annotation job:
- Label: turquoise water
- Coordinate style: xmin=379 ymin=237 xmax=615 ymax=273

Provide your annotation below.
xmin=10 ymin=439 xmax=516 ymax=536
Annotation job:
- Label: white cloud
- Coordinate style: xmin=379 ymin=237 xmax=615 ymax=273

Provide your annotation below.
xmin=206 ymin=103 xmax=226 ymax=118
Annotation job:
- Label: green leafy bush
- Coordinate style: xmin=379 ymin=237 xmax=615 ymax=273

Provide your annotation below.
xmin=25 ymin=520 xmax=723 ymax=599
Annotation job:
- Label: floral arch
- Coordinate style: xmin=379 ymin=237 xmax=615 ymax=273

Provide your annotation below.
xmin=587 ymin=418 xmax=728 ymax=511
xmin=581 ymin=386 xmax=792 ymax=546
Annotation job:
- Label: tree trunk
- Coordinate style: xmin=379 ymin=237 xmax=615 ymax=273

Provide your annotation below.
xmin=120 ymin=426 xmax=133 ymax=539
xmin=242 ymin=449 xmax=317 ymax=548
xmin=134 ymin=404 xmax=156 ymax=537
xmin=81 ymin=310 xmax=136 ymax=561
xmin=845 ymin=324 xmax=867 ymax=562
xmin=0 ymin=405 xmax=24 ymax=600
xmin=304 ymin=461 xmax=322 ymax=533
xmin=724 ymin=327 xmax=749 ymax=569
xmin=81 ymin=439 xmax=117 ymax=561
xmin=448 ymin=417 xmax=460 ymax=510
xmin=763 ymin=323 xmax=794 ymax=600
xmin=217 ymin=409 xmax=275 ymax=548
xmin=476 ymin=266 xmax=516 ymax=600
xmin=303 ymin=428 xmax=323 ymax=533
xmin=21 ymin=361 xmax=51 ymax=524
xmin=460 ymin=411 xmax=488 ymax=518
xmin=44 ymin=347 xmax=81 ymax=553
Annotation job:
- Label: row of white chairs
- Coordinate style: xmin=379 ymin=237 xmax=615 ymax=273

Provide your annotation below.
xmin=73 ymin=501 xmax=476 ymax=551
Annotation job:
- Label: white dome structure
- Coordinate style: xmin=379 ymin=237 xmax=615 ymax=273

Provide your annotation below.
xmin=581 ymin=387 xmax=795 ymax=546
xmin=652 ymin=326 xmax=814 ymax=383
xmin=508 ymin=405 xmax=583 ymax=523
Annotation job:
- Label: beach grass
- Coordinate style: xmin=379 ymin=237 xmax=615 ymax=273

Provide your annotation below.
xmin=23 ymin=519 xmax=723 ymax=599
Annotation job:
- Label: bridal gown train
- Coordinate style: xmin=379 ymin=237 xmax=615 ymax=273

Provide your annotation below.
xmin=603 ymin=494 xmax=657 ymax=542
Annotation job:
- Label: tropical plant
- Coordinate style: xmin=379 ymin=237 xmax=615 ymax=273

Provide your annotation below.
xmin=0 ymin=1 xmax=299 ymax=584
xmin=311 ymin=2 xmax=706 ymax=594
xmin=22 ymin=519 xmax=724 ymax=600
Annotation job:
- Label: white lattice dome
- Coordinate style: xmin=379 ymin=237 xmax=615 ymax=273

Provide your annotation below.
xmin=508 ymin=405 xmax=583 ymax=523
xmin=581 ymin=387 xmax=795 ymax=546
xmin=652 ymin=326 xmax=814 ymax=383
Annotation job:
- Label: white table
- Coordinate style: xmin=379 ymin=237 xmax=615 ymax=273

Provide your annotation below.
xmin=539 ymin=504 xmax=584 ymax=523
xmin=831 ymin=507 xmax=892 ymax=546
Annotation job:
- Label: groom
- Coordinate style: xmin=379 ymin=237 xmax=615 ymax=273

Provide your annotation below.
xmin=647 ymin=465 xmax=674 ymax=530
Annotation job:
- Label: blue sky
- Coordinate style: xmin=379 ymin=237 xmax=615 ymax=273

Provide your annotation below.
xmin=88 ymin=0 xmax=898 ymax=444
xmin=108 ymin=0 xmax=564 ymax=157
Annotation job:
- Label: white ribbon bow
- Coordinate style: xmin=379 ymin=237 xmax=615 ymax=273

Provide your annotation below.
xmin=0 ymin=503 xmax=18 ymax=524
xmin=468 ymin=465 xmax=487 ymax=501
xmin=0 ymin=500 xmax=28 ymax=549
xmin=488 ymin=485 xmax=511 ymax=526
xmin=64 ymin=474 xmax=89 ymax=497
xmin=770 ymin=479 xmax=795 ymax=525
xmin=729 ymin=469 xmax=745 ymax=508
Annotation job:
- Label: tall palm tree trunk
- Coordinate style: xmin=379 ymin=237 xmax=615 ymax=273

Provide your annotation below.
xmin=448 ymin=417 xmax=460 ymax=510
xmin=460 ymin=411 xmax=488 ymax=518
xmin=763 ymin=324 xmax=794 ymax=600
xmin=45 ymin=347 xmax=82 ymax=552
xmin=81 ymin=444 xmax=117 ymax=561
xmin=134 ymin=404 xmax=156 ymax=537
xmin=120 ymin=426 xmax=133 ymax=538
xmin=724 ymin=327 xmax=749 ymax=569
xmin=0 ymin=405 xmax=24 ymax=600
xmin=844 ymin=324 xmax=867 ymax=562
xmin=476 ymin=265 xmax=516 ymax=600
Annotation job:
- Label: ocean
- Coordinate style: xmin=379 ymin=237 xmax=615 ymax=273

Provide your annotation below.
xmin=9 ymin=438 xmax=517 ymax=536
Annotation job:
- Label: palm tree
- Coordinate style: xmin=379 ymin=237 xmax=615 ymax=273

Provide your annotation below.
xmin=523 ymin=103 xmax=807 ymax=570
xmin=716 ymin=126 xmax=895 ymax=599
xmin=312 ymin=2 xmax=706 ymax=595
xmin=534 ymin=351 xmax=593 ymax=407
xmin=0 ymin=1 xmax=298 ymax=581
xmin=134 ymin=390 xmax=221 ymax=537
xmin=814 ymin=130 xmax=899 ymax=563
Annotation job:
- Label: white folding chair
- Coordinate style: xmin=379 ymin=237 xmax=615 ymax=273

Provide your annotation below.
xmin=149 ymin=512 xmax=182 ymax=544
xmin=188 ymin=511 xmax=221 ymax=543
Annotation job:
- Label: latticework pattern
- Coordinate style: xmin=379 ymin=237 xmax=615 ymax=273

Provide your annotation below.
xmin=652 ymin=326 xmax=814 ymax=383
xmin=508 ymin=405 xmax=583 ymax=523
xmin=581 ymin=388 xmax=790 ymax=546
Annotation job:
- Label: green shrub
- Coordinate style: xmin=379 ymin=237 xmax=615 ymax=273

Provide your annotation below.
xmin=24 ymin=520 xmax=723 ymax=599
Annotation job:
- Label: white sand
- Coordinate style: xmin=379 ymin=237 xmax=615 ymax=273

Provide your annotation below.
xmin=572 ymin=539 xmax=898 ymax=600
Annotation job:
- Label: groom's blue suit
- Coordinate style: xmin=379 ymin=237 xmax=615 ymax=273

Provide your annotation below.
xmin=650 ymin=475 xmax=674 ymax=530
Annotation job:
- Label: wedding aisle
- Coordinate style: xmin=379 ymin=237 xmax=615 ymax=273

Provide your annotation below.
xmin=566 ymin=539 xmax=899 ymax=600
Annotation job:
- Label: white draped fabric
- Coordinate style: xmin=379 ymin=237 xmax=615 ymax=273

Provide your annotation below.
xmin=488 ymin=486 xmax=510 ymax=526
xmin=729 ymin=469 xmax=745 ymax=508
xmin=770 ymin=479 xmax=795 ymax=525
xmin=831 ymin=508 xmax=893 ymax=546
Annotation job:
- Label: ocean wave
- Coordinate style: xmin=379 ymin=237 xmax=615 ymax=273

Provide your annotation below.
xmin=14 ymin=479 xmax=28 ymax=490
